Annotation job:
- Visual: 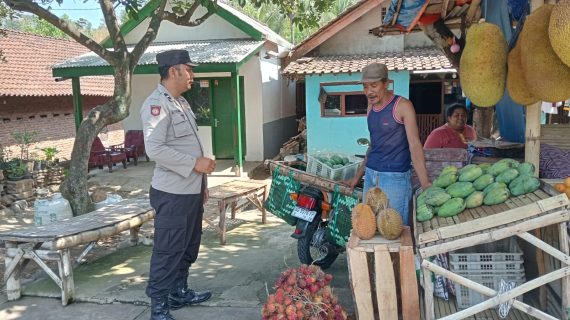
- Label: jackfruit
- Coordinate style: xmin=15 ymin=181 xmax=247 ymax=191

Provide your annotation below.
xmin=377 ymin=208 xmax=403 ymax=240
xmin=460 ymin=22 xmax=508 ymax=107
xmin=507 ymin=38 xmax=539 ymax=105
xmin=351 ymin=204 xmax=376 ymax=240
xmin=549 ymin=1 xmax=570 ymax=68
xmin=521 ymin=4 xmax=570 ymax=102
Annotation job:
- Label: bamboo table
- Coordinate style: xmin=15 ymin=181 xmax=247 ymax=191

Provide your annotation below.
xmin=206 ymin=180 xmax=267 ymax=245
xmin=0 ymin=198 xmax=154 ymax=306
xmin=415 ymin=181 xmax=570 ymax=320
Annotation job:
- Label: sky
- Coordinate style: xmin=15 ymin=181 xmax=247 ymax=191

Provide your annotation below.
xmin=45 ymin=1 xmax=106 ymax=27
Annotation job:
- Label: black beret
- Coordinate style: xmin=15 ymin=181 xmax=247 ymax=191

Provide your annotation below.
xmin=156 ymin=49 xmax=198 ymax=68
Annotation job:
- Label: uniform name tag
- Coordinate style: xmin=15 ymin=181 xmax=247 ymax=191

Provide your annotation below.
xmin=150 ymin=105 xmax=161 ymax=116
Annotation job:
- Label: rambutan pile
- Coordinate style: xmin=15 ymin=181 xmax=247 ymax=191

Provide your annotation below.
xmin=261 ymin=264 xmax=348 ymax=320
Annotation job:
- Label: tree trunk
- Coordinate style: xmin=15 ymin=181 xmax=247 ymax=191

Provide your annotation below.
xmin=472 ymin=107 xmax=494 ymax=139
xmin=61 ymin=62 xmax=133 ymax=216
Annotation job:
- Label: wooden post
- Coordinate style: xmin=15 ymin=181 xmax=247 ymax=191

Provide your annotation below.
xmin=422 ymin=261 xmax=435 ymax=320
xmin=347 ymin=247 xmax=374 ymax=320
xmin=374 ymin=245 xmax=398 ymax=319
xmin=58 ymin=249 xmax=75 ymax=306
xmin=5 ymin=241 xmax=22 ymax=301
xmin=559 ymin=222 xmax=570 ymax=319
xmin=130 ymin=226 xmax=140 ymax=245
xmin=219 ymin=200 xmax=227 ymax=245
xmin=525 ymin=0 xmax=545 ymax=176
xmin=399 ymin=245 xmax=420 ymax=320
xmin=231 ymin=72 xmax=243 ymax=177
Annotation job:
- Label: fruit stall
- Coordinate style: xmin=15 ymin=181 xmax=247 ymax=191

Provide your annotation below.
xmin=414 ymin=157 xmax=570 ymax=320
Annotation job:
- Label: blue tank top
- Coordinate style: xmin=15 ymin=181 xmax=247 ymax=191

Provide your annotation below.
xmin=366 ymin=95 xmax=411 ymax=172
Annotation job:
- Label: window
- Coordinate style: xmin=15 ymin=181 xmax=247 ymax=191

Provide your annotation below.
xmin=183 ymin=80 xmax=211 ymax=126
xmin=320 ymin=80 xmax=393 ymax=117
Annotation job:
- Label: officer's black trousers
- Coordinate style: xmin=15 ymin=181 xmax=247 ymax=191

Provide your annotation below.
xmin=146 ymin=187 xmax=204 ymax=298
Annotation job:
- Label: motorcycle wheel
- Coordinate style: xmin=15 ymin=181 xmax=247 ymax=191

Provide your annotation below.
xmin=297 ymin=219 xmax=339 ymax=269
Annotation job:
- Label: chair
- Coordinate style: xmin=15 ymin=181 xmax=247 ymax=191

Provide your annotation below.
xmin=110 ymin=130 xmax=149 ymax=166
xmin=89 ymin=137 xmax=127 ymax=173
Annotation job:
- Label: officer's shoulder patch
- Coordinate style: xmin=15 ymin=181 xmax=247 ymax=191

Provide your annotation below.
xmin=150 ymin=105 xmax=161 ymax=116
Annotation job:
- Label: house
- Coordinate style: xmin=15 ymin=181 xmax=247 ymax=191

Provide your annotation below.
xmin=282 ymin=0 xmax=460 ymax=156
xmin=52 ymin=0 xmax=295 ymax=172
xmin=0 ymin=29 xmax=115 ymax=160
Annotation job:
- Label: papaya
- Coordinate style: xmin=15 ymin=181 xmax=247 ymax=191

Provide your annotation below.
xmin=496 ymin=158 xmax=520 ymax=168
xmin=484 ymin=187 xmax=510 ymax=205
xmin=440 ymin=165 xmax=458 ymax=176
xmin=446 ymin=182 xmax=476 ymax=199
xmin=488 ymin=161 xmax=514 ymax=176
xmin=416 ymin=190 xmax=428 ymax=207
xmin=458 ymin=165 xmax=483 ymax=182
xmin=483 ymin=182 xmax=508 ymax=195
xmin=509 ymin=175 xmax=541 ymax=196
xmin=465 ymin=191 xmax=485 ymax=208
xmin=478 ymin=163 xmax=492 ymax=175
xmin=438 ymin=198 xmax=466 ymax=217
xmin=473 ymin=174 xmax=495 ymax=191
xmin=425 ymin=189 xmax=452 ymax=207
xmin=433 ymin=172 xmax=458 ymax=188
xmin=496 ymin=168 xmax=520 ymax=184
xmin=416 ymin=203 xmax=435 ymax=222
xmin=517 ymin=162 xmax=536 ymax=176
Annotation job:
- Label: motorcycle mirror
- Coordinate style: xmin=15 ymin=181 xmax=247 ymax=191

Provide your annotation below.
xmin=357 ymin=138 xmax=370 ymax=147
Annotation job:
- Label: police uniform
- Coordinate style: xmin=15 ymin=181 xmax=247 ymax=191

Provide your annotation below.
xmin=141 ymin=75 xmax=207 ymax=299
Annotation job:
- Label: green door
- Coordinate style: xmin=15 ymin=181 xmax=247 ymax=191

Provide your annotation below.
xmin=212 ymin=78 xmax=235 ymax=159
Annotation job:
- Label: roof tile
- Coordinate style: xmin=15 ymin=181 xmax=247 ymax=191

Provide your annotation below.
xmin=0 ymin=29 xmax=113 ymax=97
xmin=283 ymin=47 xmax=454 ymax=77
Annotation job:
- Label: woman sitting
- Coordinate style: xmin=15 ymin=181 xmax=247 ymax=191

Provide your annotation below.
xmin=424 ymin=103 xmax=477 ymax=149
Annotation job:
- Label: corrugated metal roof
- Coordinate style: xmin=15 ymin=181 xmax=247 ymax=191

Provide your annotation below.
xmin=0 ymin=29 xmax=113 ymax=97
xmin=54 ymin=39 xmax=265 ymax=69
xmin=283 ymin=47 xmax=454 ymax=78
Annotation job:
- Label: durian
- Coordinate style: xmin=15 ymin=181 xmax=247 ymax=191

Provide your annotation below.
xmin=351 ymin=204 xmax=377 ymax=240
xmin=377 ymin=208 xmax=403 ymax=240
xmin=366 ymin=187 xmax=388 ymax=215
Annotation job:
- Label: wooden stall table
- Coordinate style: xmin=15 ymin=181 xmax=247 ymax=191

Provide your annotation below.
xmin=347 ymin=227 xmax=419 ymax=320
xmin=415 ymin=182 xmax=570 ymax=320
xmin=206 ymin=180 xmax=267 ymax=245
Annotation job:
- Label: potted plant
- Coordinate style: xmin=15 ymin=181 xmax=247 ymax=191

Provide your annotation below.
xmin=7 ymin=161 xmax=27 ymax=181
xmin=41 ymin=147 xmax=59 ymax=168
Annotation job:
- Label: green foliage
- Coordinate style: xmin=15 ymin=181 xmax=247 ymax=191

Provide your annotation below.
xmin=11 ymin=129 xmax=38 ymax=161
xmin=41 ymin=147 xmax=59 ymax=163
xmin=7 ymin=159 xmax=26 ymax=178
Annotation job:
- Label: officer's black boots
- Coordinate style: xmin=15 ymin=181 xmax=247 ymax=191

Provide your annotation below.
xmin=169 ymin=280 xmax=212 ymax=310
xmin=150 ymin=296 xmax=175 ymax=320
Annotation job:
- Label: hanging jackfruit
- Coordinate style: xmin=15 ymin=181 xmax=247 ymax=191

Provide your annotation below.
xmin=460 ymin=22 xmax=508 ymax=107
xmin=549 ymin=1 xmax=570 ymax=68
xmin=521 ymin=4 xmax=570 ymax=102
xmin=507 ymin=37 xmax=539 ymax=105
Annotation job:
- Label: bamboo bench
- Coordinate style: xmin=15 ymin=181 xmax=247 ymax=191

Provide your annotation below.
xmin=0 ymin=198 xmax=155 ymax=306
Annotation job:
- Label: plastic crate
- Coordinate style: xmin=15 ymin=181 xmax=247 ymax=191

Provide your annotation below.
xmin=450 ymin=260 xmax=524 ymax=272
xmin=307 ymin=153 xmax=363 ymax=181
xmin=450 ymin=237 xmax=524 ymax=263
xmin=454 ymin=272 xmax=526 ymax=309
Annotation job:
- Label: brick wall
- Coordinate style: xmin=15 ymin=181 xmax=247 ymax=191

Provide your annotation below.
xmin=0 ymin=95 xmax=124 ymax=161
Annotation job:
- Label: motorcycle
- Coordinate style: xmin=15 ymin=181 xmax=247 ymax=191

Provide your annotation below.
xmin=289 ymin=185 xmax=340 ymax=269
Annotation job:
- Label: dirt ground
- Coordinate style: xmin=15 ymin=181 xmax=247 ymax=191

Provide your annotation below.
xmin=0 ymin=163 xmax=271 ymax=301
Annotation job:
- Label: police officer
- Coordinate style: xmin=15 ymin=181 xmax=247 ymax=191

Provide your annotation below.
xmin=141 ymin=49 xmax=215 ymax=320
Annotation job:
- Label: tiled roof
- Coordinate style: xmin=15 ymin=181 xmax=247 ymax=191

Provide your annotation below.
xmin=283 ymin=47 xmax=454 ymax=78
xmin=0 ymin=29 xmax=113 ymax=97
xmin=54 ymin=40 xmax=265 ymax=69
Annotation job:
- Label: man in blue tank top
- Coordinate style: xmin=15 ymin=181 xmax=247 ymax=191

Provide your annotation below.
xmin=347 ymin=63 xmax=431 ymax=226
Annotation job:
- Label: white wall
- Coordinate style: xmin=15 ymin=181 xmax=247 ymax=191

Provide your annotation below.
xmin=123 ymin=6 xmax=249 ymax=45
xmin=124 ymin=74 xmax=214 ymax=158
xmin=239 ymin=53 xmax=264 ymax=161
xmin=317 ymin=8 xmax=404 ymax=55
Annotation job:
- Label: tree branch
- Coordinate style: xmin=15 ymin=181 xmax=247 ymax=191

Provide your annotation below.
xmin=163 ymin=3 xmax=216 ymax=27
xmin=2 ymin=0 xmax=108 ymax=59
xmin=99 ymin=0 xmax=124 ymax=57
xmin=130 ymin=0 xmax=167 ymax=69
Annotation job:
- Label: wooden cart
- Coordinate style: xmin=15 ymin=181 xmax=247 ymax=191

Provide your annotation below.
xmin=415 ymin=182 xmax=570 ymax=319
